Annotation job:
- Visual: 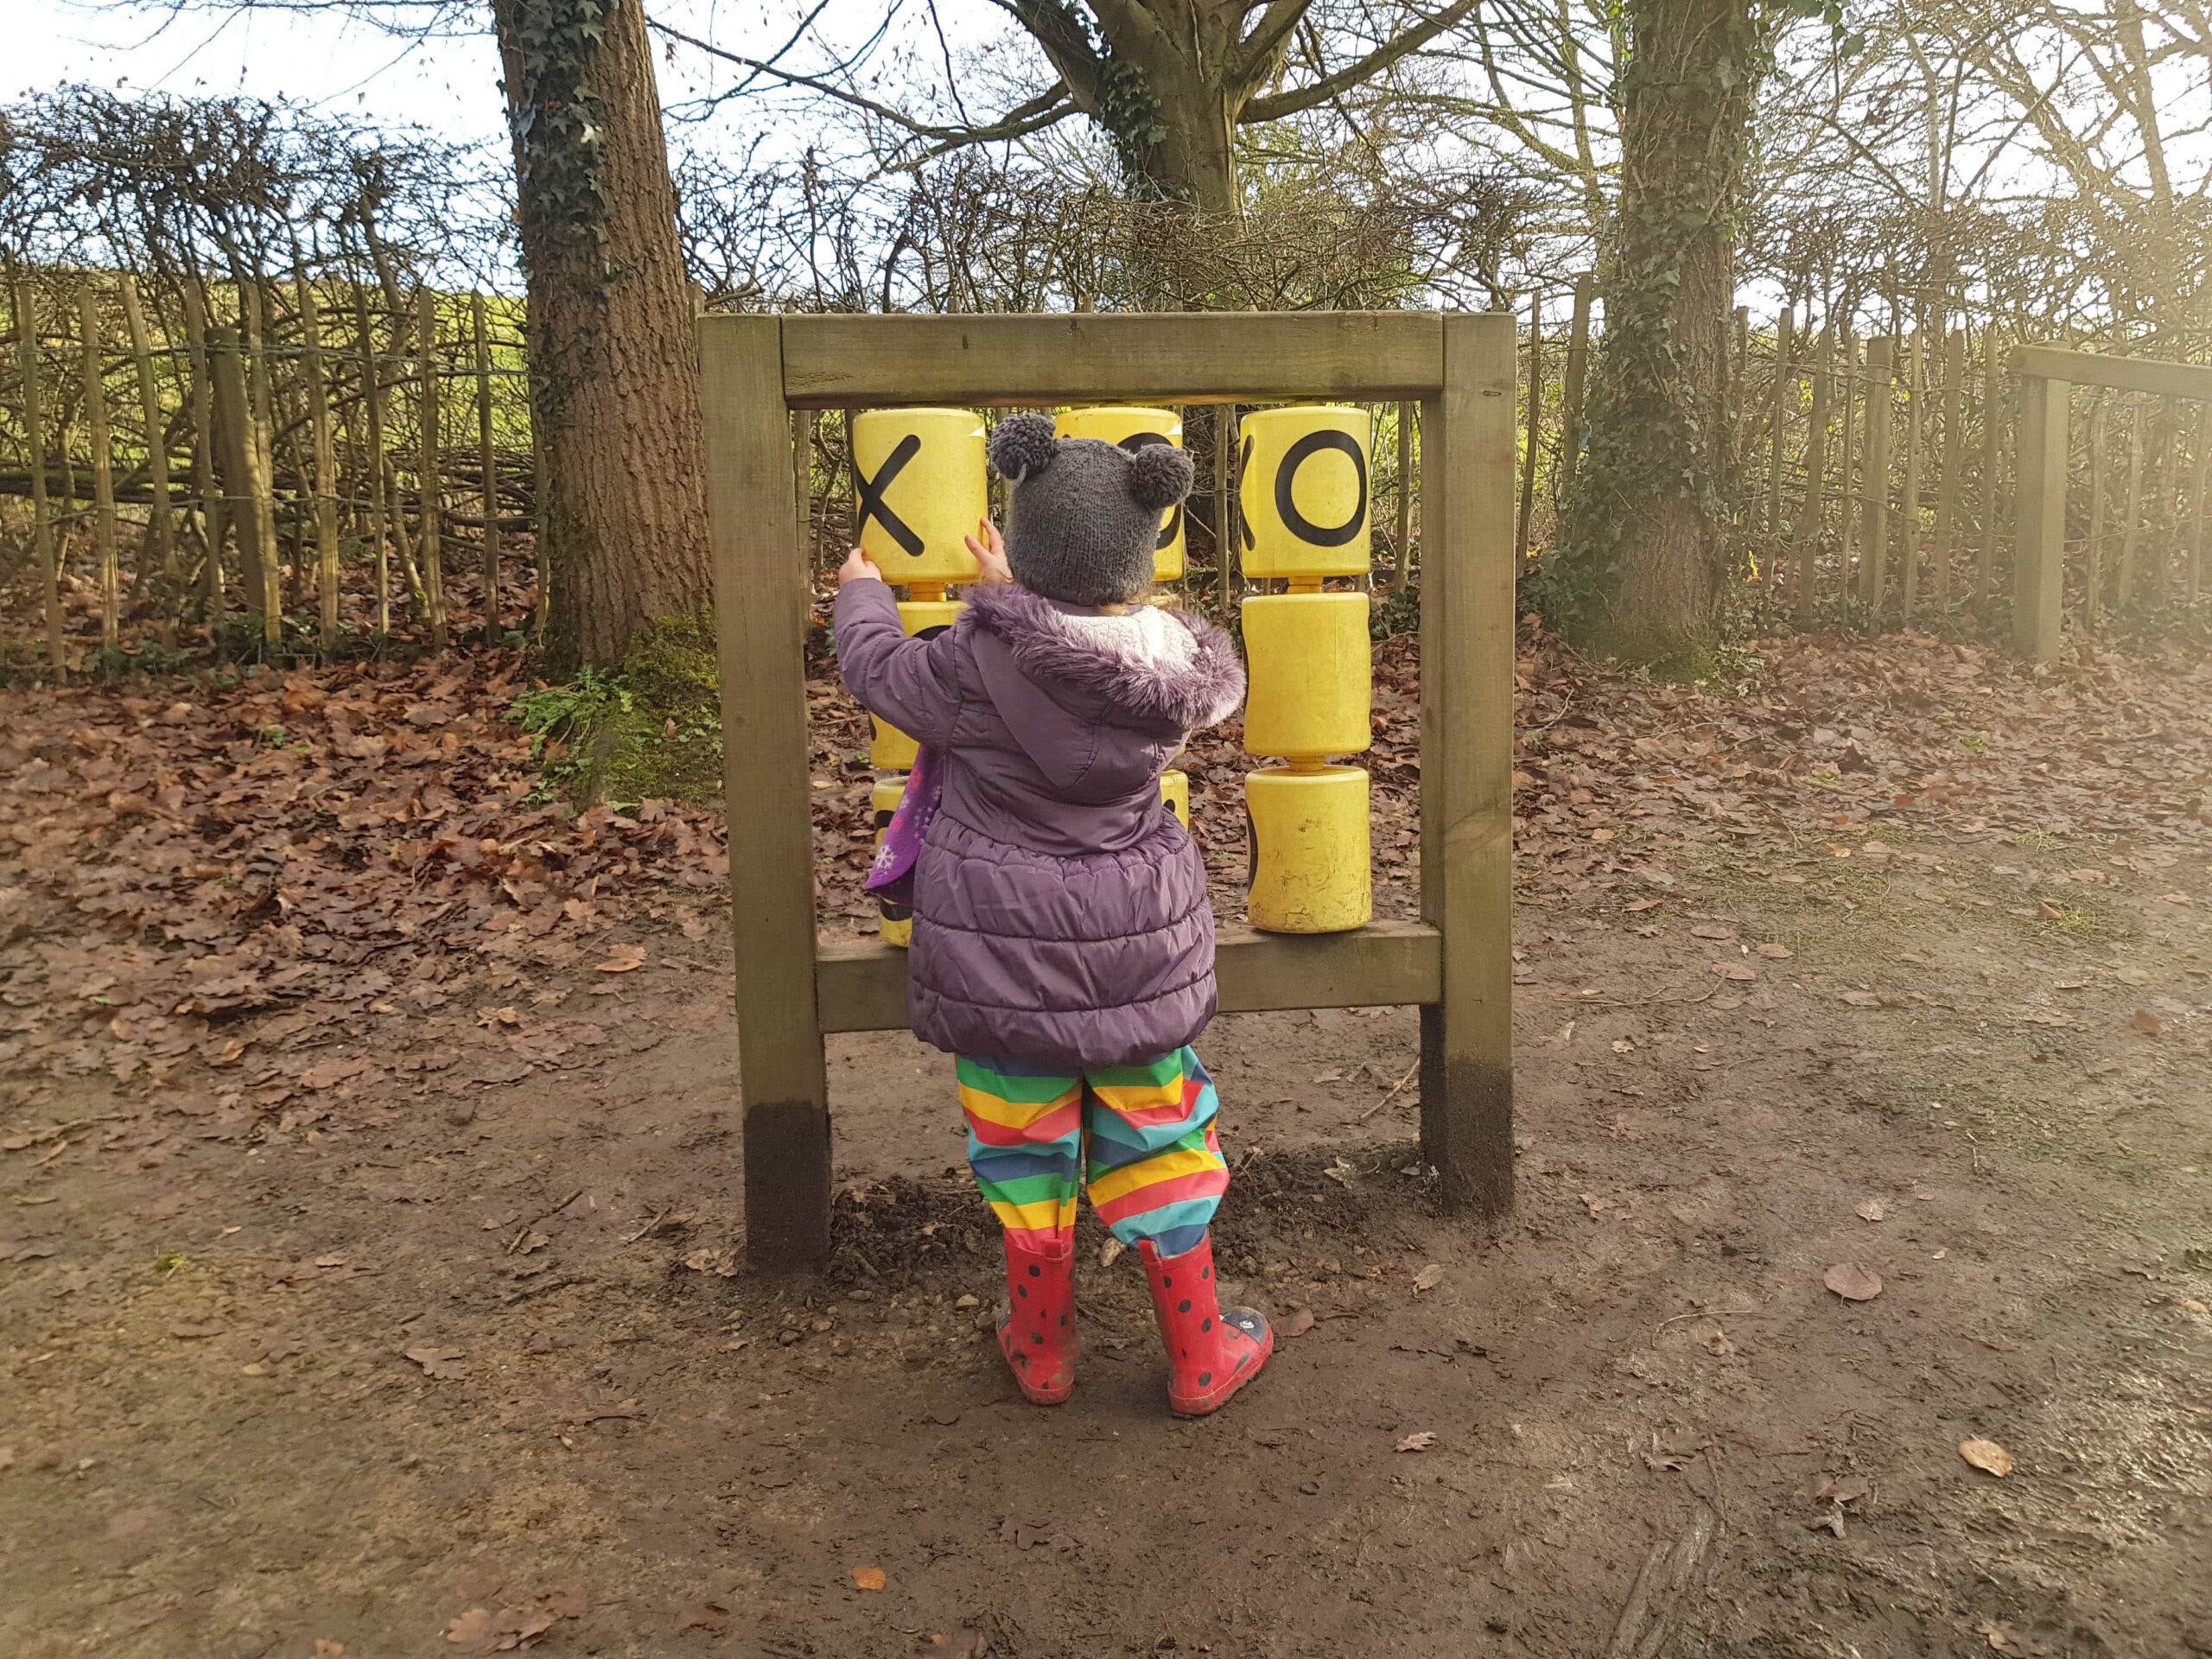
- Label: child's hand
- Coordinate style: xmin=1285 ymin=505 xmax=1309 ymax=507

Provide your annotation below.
xmin=963 ymin=518 xmax=1012 ymax=586
xmin=837 ymin=548 xmax=883 ymax=588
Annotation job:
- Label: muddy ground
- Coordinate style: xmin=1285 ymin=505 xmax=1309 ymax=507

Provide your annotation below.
xmin=3 ymin=629 xmax=2209 ymax=1658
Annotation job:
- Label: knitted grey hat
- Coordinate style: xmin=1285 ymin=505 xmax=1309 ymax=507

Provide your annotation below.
xmin=988 ymin=414 xmax=1195 ymax=607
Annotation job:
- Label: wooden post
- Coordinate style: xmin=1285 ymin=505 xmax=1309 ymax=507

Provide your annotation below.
xmin=1900 ymin=330 xmax=1924 ymax=620
xmin=79 ymin=282 xmax=121 ymax=651
xmin=1515 ymin=289 xmax=1541 ymax=562
xmin=238 ymin=282 xmax=283 ymax=641
xmin=1418 ymin=311 xmax=1516 ymax=1220
xmin=355 ymin=286 xmax=391 ymax=635
xmin=118 ymin=276 xmax=176 ymax=639
xmin=1859 ymin=337 xmax=1894 ymax=613
xmin=2144 ymin=401 xmax=2174 ymax=611
xmin=1215 ymin=404 xmax=1236 ymax=601
xmin=1767 ymin=304 xmax=1796 ymax=543
xmin=2190 ymin=402 xmax=2209 ymax=607
xmin=16 ymin=282 xmax=63 ymax=674
xmin=1836 ymin=329 xmax=1858 ymax=578
xmin=473 ymin=293 xmax=501 ymax=645
xmin=1392 ymin=402 xmax=1414 ymax=590
xmin=1794 ymin=327 xmax=1833 ymax=617
xmin=1931 ymin=328 xmax=1965 ymax=613
xmin=300 ymin=277 xmax=341 ymax=649
xmin=416 ymin=289 xmax=447 ymax=648
xmin=182 ymin=280 xmax=226 ymax=627
xmin=2117 ymin=402 xmax=2143 ymax=612
xmin=2013 ymin=369 xmax=2069 ymax=661
xmin=698 ymin=314 xmax=830 ymax=1271
xmin=1979 ymin=326 xmax=2004 ymax=603
xmin=2086 ymin=400 xmax=2110 ymax=630
xmin=1559 ymin=273 xmax=1592 ymax=502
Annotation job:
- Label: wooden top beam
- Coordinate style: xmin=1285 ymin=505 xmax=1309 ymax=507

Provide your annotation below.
xmin=770 ymin=311 xmax=1449 ymax=407
xmin=815 ymin=919 xmax=1444 ymax=1036
xmin=2012 ymin=345 xmax=2212 ymax=404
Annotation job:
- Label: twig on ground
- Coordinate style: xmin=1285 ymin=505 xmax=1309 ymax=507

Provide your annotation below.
xmin=1357 ymin=1058 xmax=1422 ymax=1122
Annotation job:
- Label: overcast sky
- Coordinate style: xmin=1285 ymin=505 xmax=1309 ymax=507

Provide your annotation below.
xmin=16 ymin=2 xmax=509 ymax=145
xmin=12 ymin=0 xmax=1005 ymax=156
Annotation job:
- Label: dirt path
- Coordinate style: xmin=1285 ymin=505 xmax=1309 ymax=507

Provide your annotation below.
xmin=4 ymin=632 xmax=2209 ymax=1658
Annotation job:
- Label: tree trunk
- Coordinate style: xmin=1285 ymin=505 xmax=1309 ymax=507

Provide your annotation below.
xmin=1138 ymin=77 xmax=1242 ymax=217
xmin=493 ymin=0 xmax=712 ymax=673
xmin=1551 ymin=0 xmax=1766 ymax=665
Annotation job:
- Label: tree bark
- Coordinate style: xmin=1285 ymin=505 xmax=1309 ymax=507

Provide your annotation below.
xmin=493 ymin=0 xmax=712 ymax=673
xmin=1552 ymin=0 xmax=1767 ymax=664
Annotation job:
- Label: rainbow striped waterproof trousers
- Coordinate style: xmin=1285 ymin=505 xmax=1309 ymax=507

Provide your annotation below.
xmin=957 ymin=1048 xmax=1229 ymax=1258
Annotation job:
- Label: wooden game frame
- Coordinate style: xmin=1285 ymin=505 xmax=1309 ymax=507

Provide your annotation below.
xmin=698 ymin=311 xmax=1517 ymax=1271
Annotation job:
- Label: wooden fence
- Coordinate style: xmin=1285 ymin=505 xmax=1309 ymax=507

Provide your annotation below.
xmin=7 ymin=270 xmax=2209 ymax=675
xmin=2010 ymin=346 xmax=2212 ymax=660
xmin=1509 ymin=289 xmax=2209 ymax=641
xmin=3 ymin=270 xmax=535 ymax=672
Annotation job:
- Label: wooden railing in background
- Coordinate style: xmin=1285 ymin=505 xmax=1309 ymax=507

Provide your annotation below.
xmin=2011 ymin=346 xmax=2212 ymax=661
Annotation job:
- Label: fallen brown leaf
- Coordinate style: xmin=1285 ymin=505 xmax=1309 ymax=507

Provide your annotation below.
xmin=1853 ymin=1198 xmax=1885 ymax=1223
xmin=446 ymin=1609 xmax=493 ymax=1649
xmin=1959 ymin=1437 xmax=2013 ymax=1477
xmin=404 ymin=1345 xmax=470 ymax=1380
xmin=1822 ymin=1263 xmax=1883 ymax=1302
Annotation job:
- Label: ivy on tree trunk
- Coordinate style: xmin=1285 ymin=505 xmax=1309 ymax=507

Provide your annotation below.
xmin=1549 ymin=0 xmax=1774 ymax=667
xmin=493 ymin=0 xmax=713 ymax=674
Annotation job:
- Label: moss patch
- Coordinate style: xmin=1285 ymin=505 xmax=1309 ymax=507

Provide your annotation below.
xmin=512 ymin=615 xmax=727 ymax=808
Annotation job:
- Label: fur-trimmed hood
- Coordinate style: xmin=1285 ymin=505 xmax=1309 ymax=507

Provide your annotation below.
xmin=963 ymin=582 xmax=1244 ymax=731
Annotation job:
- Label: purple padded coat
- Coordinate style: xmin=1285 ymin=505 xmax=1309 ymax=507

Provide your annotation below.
xmin=833 ymin=579 xmax=1246 ymax=1069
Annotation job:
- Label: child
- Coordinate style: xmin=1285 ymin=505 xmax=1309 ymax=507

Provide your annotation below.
xmin=832 ymin=414 xmax=1272 ymax=1417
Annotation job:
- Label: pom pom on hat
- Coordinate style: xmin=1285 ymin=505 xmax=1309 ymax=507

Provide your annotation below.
xmin=988 ymin=414 xmax=1059 ymax=483
xmin=1127 ymin=443 xmax=1195 ymax=512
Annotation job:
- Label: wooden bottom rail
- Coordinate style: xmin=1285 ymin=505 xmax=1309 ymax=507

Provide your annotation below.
xmin=815 ymin=919 xmax=1445 ymax=1035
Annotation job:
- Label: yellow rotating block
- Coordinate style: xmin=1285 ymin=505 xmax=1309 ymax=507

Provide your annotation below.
xmin=1160 ymin=768 xmax=1190 ymax=829
xmin=1245 ymin=766 xmax=1371 ymax=934
xmin=867 ymin=598 xmax=963 ymax=770
xmin=1056 ymin=406 xmax=1186 ymax=581
xmin=1240 ymin=592 xmax=1371 ymax=761
xmin=871 ymin=778 xmax=913 ymax=948
xmin=853 ymin=408 xmax=986 ymax=585
xmin=1237 ymin=405 xmax=1371 ymax=581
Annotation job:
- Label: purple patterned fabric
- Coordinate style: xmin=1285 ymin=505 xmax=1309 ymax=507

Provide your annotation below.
xmin=832 ymin=579 xmax=1245 ymax=1069
xmin=862 ymin=743 xmax=942 ymax=908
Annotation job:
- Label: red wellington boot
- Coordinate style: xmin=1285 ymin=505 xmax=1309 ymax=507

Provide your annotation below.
xmin=1137 ymin=1232 xmax=1273 ymax=1417
xmin=995 ymin=1231 xmax=1078 ymax=1405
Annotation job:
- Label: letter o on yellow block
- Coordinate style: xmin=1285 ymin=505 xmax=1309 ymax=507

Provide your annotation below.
xmin=1245 ymin=767 xmax=1372 ymax=933
xmin=871 ymin=778 xmax=913 ymax=948
xmin=867 ymin=599 xmax=962 ymax=770
xmin=1055 ymin=406 xmax=1186 ymax=582
xmin=1238 ymin=405 xmax=1371 ymax=581
xmin=1241 ymin=592 xmax=1371 ymax=762
xmin=853 ymin=408 xmax=986 ymax=585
